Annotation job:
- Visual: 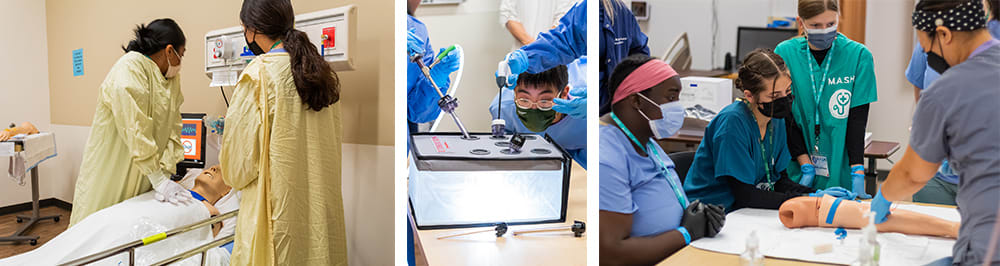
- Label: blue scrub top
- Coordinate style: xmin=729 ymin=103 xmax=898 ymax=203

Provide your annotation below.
xmin=407 ymin=15 xmax=449 ymax=124
xmin=490 ymin=89 xmax=587 ymax=168
xmin=683 ymin=101 xmax=791 ymax=210
xmin=520 ymin=0 xmax=588 ymax=74
xmin=599 ymin=125 xmax=684 ymax=237
xmin=599 ymin=0 xmax=650 ymax=112
xmin=904 ymin=21 xmax=998 ymax=184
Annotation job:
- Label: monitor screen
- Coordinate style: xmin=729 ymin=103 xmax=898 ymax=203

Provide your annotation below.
xmin=736 ymin=27 xmax=798 ymax=66
xmin=180 ymin=113 xmax=206 ymax=169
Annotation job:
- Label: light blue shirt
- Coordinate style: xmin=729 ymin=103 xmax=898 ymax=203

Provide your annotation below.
xmin=683 ymin=101 xmax=790 ymax=210
xmin=598 ymin=125 xmax=684 ymax=237
xmin=489 ymin=89 xmax=587 ymax=168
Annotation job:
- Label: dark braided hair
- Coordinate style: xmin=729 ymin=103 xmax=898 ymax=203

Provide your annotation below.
xmin=735 ymin=48 xmax=788 ymax=98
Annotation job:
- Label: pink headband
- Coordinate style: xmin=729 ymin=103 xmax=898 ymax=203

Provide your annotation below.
xmin=611 ymin=60 xmax=678 ymax=104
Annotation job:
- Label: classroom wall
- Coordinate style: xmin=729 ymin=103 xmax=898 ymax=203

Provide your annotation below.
xmin=416 ymin=0 xmax=514 ymax=132
xmin=864 ymin=0 xmax=916 ymax=163
xmin=0 ymin=0 xmax=53 ymax=207
xmin=638 ymin=0 xmax=798 ymax=70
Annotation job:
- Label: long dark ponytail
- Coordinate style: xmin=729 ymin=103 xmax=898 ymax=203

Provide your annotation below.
xmin=240 ymin=0 xmax=341 ymax=111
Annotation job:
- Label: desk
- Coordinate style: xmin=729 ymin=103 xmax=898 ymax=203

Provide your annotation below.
xmin=677 ymin=69 xmax=734 ymax=79
xmin=863 ymin=141 xmax=900 ymax=195
xmin=660 ymin=201 xmax=955 ymax=265
xmin=412 ymin=163 xmax=586 ymax=265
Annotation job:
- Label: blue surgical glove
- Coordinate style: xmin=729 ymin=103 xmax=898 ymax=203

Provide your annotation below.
xmin=799 ymin=163 xmax=816 ymax=187
xmin=851 ymin=165 xmax=872 ymax=199
xmin=496 ymin=50 xmax=529 ymax=88
xmin=810 ymin=186 xmax=857 ymax=200
xmin=871 ymin=189 xmax=892 ymax=224
xmin=406 ymin=29 xmax=425 ymax=57
xmin=552 ymin=86 xmax=587 ymax=120
xmin=429 ymin=46 xmax=461 ymax=89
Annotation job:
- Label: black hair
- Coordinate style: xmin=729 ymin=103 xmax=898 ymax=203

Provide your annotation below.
xmin=990 ymin=0 xmax=999 ymax=20
xmin=241 ymin=0 xmax=341 ymax=111
xmin=122 ymin=18 xmax=186 ymax=55
xmin=516 ymin=65 xmax=569 ymax=92
xmin=607 ymin=54 xmax=657 ymax=101
xmin=735 ymin=48 xmax=788 ymax=97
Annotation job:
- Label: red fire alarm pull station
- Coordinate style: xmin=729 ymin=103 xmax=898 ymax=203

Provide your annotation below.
xmin=322 ymin=27 xmax=336 ymax=48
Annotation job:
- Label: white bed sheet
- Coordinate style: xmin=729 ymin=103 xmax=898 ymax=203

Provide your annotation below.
xmin=689 ymin=204 xmax=961 ymax=265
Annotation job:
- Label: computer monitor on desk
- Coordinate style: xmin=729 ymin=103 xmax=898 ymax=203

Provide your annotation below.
xmin=736 ymin=27 xmax=798 ymax=65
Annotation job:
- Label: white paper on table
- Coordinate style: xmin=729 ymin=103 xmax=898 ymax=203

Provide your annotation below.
xmin=690 ymin=205 xmax=960 ymax=265
xmin=209 ymin=70 xmax=239 ymax=87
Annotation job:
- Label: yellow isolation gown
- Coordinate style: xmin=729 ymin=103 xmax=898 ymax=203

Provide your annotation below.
xmin=220 ymin=51 xmax=347 ymax=265
xmin=69 ymin=51 xmax=184 ymax=226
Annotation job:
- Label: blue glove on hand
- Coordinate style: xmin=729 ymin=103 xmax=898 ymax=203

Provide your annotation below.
xmin=799 ymin=163 xmax=816 ymax=187
xmin=851 ymin=165 xmax=872 ymax=199
xmin=810 ymin=186 xmax=857 ymax=200
xmin=496 ymin=50 xmax=529 ymax=89
xmin=429 ymin=46 xmax=461 ymax=89
xmin=552 ymin=86 xmax=587 ymax=120
xmin=871 ymin=189 xmax=892 ymax=224
xmin=406 ymin=29 xmax=425 ymax=57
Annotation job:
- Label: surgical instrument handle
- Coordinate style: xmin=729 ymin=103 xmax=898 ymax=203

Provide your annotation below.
xmin=410 ymin=52 xmax=472 ymax=139
xmin=428 ymin=45 xmax=456 ymax=69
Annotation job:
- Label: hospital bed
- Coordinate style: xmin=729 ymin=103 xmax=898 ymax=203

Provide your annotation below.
xmin=59 ymin=210 xmax=237 ymax=266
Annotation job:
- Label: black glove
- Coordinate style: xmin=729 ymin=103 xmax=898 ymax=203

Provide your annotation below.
xmin=681 ymin=200 xmax=727 ymax=242
xmin=704 ymin=203 xmax=725 ymax=237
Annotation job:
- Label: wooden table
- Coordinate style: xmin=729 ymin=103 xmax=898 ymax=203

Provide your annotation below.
xmin=412 ymin=163 xmax=587 ymax=266
xmin=660 ymin=201 xmax=955 ymax=265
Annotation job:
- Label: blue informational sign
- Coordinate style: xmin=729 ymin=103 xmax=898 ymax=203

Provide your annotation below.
xmin=72 ymin=49 xmax=84 ymax=76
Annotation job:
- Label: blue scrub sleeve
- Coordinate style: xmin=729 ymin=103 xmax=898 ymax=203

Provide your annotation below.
xmin=599 ymin=131 xmax=638 ymax=214
xmin=406 ymin=37 xmax=450 ymax=123
xmin=910 ymin=97 xmax=949 ymax=164
xmin=629 ymin=20 xmax=650 ymax=56
xmin=850 ymin=49 xmax=878 ymax=108
xmin=568 ymin=148 xmax=587 ymax=169
xmin=906 ymin=43 xmax=927 ymax=89
xmin=522 ymin=1 xmax=587 ymax=73
xmin=711 ymin=122 xmax=758 ymax=185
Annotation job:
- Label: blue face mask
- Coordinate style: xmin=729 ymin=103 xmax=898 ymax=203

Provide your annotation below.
xmin=636 ymin=93 xmax=685 ymax=139
xmin=804 ymin=23 xmax=838 ymax=50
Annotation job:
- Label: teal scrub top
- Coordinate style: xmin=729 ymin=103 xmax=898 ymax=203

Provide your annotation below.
xmin=683 ymin=101 xmax=791 ymax=210
xmin=774 ymin=33 xmax=878 ymax=190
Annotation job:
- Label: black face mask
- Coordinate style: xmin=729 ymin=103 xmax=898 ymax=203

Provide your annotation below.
xmin=757 ymin=95 xmax=793 ymax=119
xmin=245 ymin=31 xmax=265 ymax=56
xmin=926 ymin=35 xmax=950 ymax=74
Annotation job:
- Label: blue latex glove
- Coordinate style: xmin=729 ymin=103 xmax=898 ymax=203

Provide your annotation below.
xmin=552 ymin=86 xmax=587 ymax=120
xmin=871 ymin=189 xmax=892 ymax=224
xmin=799 ymin=163 xmax=816 ymax=187
xmin=496 ymin=50 xmax=529 ymax=88
xmin=810 ymin=186 xmax=857 ymax=200
xmin=406 ymin=29 xmax=425 ymax=57
xmin=851 ymin=165 xmax=872 ymax=199
xmin=429 ymin=46 xmax=461 ymax=89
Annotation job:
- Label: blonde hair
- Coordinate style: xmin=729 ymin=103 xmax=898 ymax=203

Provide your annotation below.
xmin=798 ymin=0 xmax=839 ymax=19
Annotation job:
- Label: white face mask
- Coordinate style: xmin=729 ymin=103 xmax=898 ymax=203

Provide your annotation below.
xmin=165 ymin=47 xmax=181 ymax=79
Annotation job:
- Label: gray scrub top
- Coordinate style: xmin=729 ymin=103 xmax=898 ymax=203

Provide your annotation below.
xmin=911 ymin=43 xmax=1000 ymax=265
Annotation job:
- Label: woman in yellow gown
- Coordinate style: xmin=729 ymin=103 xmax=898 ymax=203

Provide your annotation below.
xmin=70 ymin=19 xmax=190 ymax=226
xmin=220 ymin=0 xmax=347 ymax=264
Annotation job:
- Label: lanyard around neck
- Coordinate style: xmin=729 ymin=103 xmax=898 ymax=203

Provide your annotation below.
xmin=806 ymin=39 xmax=836 ymax=126
xmin=610 ymin=112 xmax=690 ymax=208
xmin=742 ymin=100 xmax=775 ymax=190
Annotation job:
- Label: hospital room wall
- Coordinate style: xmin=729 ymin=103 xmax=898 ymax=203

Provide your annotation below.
xmin=0 ymin=0 xmax=54 ymax=208
xmin=638 ymin=0 xmax=798 ymax=70
xmin=34 ymin=1 xmax=393 ymax=265
xmin=416 ymin=0 xmax=515 ymax=132
xmin=645 ymin=0 xmax=917 ymax=163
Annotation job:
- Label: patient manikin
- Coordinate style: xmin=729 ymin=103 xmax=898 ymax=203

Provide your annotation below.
xmin=0 ymin=166 xmax=239 ymax=266
xmin=778 ymin=195 xmax=958 ymax=239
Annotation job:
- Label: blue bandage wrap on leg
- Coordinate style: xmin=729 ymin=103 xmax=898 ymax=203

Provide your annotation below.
xmin=826 ymin=198 xmax=844 ymax=225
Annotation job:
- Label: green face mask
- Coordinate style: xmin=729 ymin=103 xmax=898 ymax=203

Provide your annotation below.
xmin=516 ymin=106 xmax=557 ymax=132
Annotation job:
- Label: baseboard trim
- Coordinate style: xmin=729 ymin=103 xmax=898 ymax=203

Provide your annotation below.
xmin=0 ymin=198 xmax=72 ymax=215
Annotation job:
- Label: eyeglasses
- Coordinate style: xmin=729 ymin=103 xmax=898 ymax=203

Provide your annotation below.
xmin=515 ymin=98 xmax=556 ymax=111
